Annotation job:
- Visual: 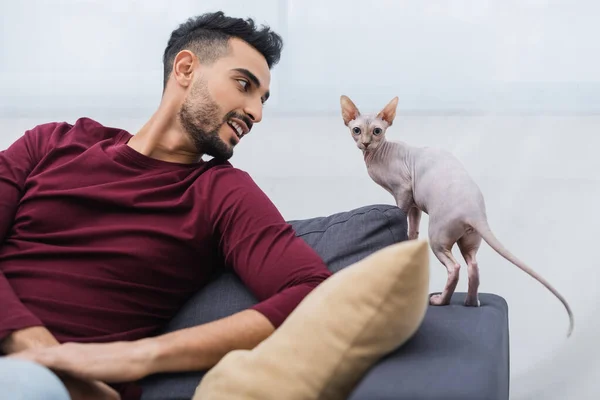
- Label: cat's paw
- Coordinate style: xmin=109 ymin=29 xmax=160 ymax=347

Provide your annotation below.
xmin=429 ymin=293 xmax=448 ymax=306
xmin=408 ymin=231 xmax=419 ymax=240
xmin=464 ymin=296 xmax=480 ymax=307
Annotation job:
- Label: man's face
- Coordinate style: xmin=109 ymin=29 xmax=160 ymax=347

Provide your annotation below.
xmin=178 ymin=38 xmax=272 ymax=161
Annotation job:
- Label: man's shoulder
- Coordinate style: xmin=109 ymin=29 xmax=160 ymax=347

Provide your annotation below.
xmin=29 ymin=117 xmax=127 ymax=146
xmin=203 ymin=160 xmax=249 ymax=178
xmin=200 ymin=160 xmax=266 ymax=197
xmin=199 ymin=160 xmax=283 ymax=224
xmin=67 ymin=117 xmax=126 ymax=142
xmin=202 ymin=160 xmax=257 ymax=187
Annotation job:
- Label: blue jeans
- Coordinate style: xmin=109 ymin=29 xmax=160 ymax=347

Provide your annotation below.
xmin=0 ymin=357 xmax=70 ymax=399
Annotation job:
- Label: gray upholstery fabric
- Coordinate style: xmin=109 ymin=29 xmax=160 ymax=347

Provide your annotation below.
xmin=348 ymin=292 xmax=510 ymax=400
xmin=140 ymin=204 xmax=407 ymax=400
xmin=139 ymin=204 xmax=510 ymax=400
xmin=286 ymin=204 xmax=408 ymax=273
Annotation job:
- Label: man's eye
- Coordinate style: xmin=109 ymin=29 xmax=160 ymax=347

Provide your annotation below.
xmin=237 ymin=79 xmax=248 ymax=90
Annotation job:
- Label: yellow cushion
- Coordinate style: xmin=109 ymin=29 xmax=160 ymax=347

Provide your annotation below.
xmin=193 ymin=239 xmax=430 ymax=400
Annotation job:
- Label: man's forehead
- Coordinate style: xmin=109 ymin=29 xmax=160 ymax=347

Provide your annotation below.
xmin=224 ymin=39 xmax=271 ymax=86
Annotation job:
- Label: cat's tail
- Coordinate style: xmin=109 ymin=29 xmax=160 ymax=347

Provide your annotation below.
xmin=469 ymin=218 xmax=574 ymax=338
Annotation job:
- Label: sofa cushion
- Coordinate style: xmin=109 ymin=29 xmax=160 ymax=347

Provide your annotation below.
xmin=192 ymin=240 xmax=430 ymax=400
xmin=139 ymin=204 xmax=407 ymax=400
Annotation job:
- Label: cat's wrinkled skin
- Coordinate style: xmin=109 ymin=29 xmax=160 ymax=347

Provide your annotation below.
xmin=340 ymin=95 xmax=574 ymax=337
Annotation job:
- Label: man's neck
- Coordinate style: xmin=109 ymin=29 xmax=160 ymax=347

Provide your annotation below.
xmin=127 ymin=101 xmax=201 ymax=165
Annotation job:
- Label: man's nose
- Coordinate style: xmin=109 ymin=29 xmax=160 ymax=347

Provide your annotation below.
xmin=244 ymin=98 xmax=263 ymax=124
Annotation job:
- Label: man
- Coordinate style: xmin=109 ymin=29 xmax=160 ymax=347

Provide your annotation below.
xmin=0 ymin=11 xmax=332 ymax=400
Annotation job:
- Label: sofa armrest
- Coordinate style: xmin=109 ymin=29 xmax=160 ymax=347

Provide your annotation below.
xmin=349 ymin=292 xmax=510 ymax=400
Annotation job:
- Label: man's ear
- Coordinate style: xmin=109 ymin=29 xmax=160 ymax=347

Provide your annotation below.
xmin=340 ymin=95 xmax=360 ymax=126
xmin=172 ymin=50 xmax=196 ymax=88
xmin=377 ymin=96 xmax=399 ymax=126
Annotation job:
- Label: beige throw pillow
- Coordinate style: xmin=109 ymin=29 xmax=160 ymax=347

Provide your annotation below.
xmin=193 ymin=239 xmax=430 ymax=400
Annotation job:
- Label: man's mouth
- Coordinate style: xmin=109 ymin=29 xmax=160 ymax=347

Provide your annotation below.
xmin=227 ymin=119 xmax=249 ymax=140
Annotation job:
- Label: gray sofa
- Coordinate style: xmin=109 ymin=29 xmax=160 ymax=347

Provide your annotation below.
xmin=140 ymin=204 xmax=510 ymax=400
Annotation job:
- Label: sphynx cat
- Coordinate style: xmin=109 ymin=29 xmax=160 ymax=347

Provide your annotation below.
xmin=340 ymin=95 xmax=574 ymax=337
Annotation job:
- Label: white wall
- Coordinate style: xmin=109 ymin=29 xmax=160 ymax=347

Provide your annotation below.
xmin=2 ymin=1 xmax=600 ymax=399
xmin=2 ymin=0 xmax=600 ymax=116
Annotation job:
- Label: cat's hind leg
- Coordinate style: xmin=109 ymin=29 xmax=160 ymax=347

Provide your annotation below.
xmin=428 ymin=223 xmax=465 ymax=306
xmin=457 ymin=229 xmax=482 ymax=307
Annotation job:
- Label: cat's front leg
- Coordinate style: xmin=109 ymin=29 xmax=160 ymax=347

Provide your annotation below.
xmin=394 ymin=191 xmax=417 ymax=239
xmin=408 ymin=206 xmax=422 ymax=240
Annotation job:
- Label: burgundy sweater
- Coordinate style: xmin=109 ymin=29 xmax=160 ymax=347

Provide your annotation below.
xmin=0 ymin=117 xmax=331 ymax=395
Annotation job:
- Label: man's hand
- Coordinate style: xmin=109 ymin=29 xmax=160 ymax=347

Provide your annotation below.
xmin=9 ymin=339 xmax=154 ymax=383
xmin=58 ymin=373 xmax=121 ymax=400
xmin=1 ymin=326 xmax=59 ymax=354
xmin=9 ymin=309 xmax=274 ymax=383
xmin=2 ymin=327 xmax=120 ymax=398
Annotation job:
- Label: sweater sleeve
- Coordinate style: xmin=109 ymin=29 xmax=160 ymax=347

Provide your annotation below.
xmin=205 ymin=165 xmax=332 ymax=328
xmin=0 ymin=123 xmax=59 ymax=341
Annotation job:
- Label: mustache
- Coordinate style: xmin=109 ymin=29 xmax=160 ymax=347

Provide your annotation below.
xmin=223 ymin=111 xmax=253 ymax=132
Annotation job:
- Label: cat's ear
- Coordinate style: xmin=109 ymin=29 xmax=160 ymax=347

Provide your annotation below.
xmin=377 ymin=96 xmax=399 ymax=126
xmin=340 ymin=95 xmax=360 ymax=126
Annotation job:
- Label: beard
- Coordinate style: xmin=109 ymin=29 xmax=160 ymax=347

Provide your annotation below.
xmin=178 ymin=78 xmax=236 ymax=161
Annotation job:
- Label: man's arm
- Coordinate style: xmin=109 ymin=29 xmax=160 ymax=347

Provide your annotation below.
xmin=0 ymin=124 xmax=59 ymax=347
xmin=205 ymin=166 xmax=333 ymax=327
xmin=145 ymin=166 xmax=332 ymax=373
xmin=143 ymin=309 xmax=274 ymax=374
xmin=1 ymin=124 xmax=122 ymax=399
xmin=1 ymin=326 xmax=59 ymax=354
xmin=8 ymin=309 xmax=273 ymax=383
xmin=7 ymin=165 xmax=332 ymax=383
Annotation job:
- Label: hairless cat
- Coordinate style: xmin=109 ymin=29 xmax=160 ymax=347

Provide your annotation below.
xmin=340 ymin=94 xmax=574 ymax=337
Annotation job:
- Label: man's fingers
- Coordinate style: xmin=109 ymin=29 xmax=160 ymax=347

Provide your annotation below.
xmin=57 ymin=373 xmax=122 ymax=400
xmin=6 ymin=349 xmax=42 ymax=363
xmin=9 ymin=347 xmax=66 ymax=372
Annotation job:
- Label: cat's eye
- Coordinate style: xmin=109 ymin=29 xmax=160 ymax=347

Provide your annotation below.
xmin=352 ymin=127 xmax=361 ymax=135
xmin=373 ymin=128 xmax=382 ymax=135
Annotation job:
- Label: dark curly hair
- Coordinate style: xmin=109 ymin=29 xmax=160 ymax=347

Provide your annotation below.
xmin=162 ymin=11 xmax=284 ymax=89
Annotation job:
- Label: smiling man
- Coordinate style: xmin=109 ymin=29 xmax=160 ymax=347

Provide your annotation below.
xmin=0 ymin=11 xmax=331 ymax=400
